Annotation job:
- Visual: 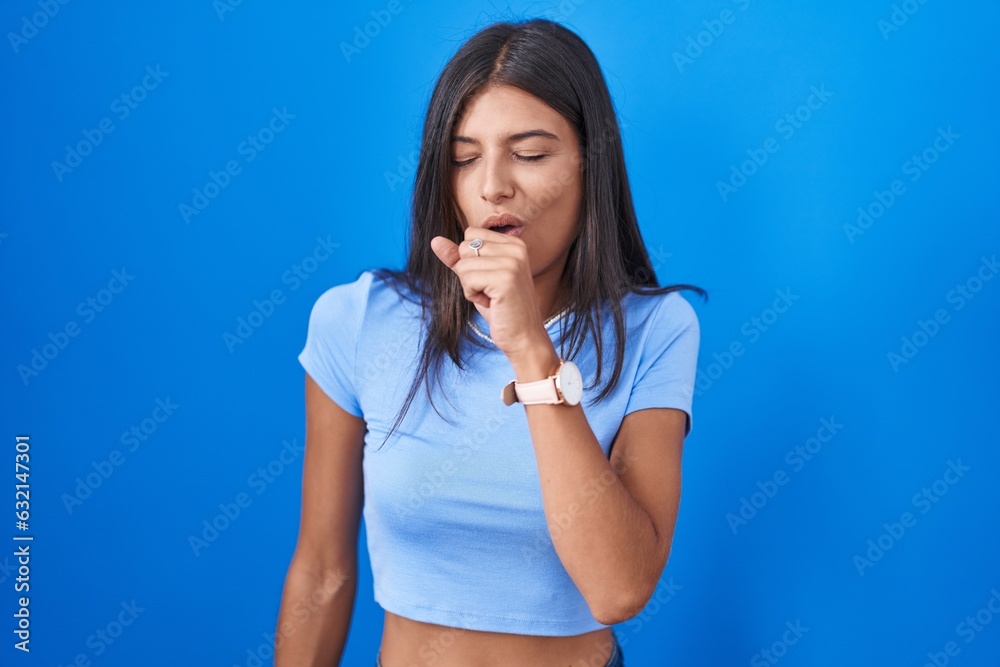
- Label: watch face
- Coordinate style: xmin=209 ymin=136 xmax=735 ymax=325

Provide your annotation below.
xmin=557 ymin=360 xmax=584 ymax=406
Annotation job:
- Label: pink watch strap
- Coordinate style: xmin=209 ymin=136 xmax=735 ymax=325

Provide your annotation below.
xmin=513 ymin=376 xmax=561 ymax=404
xmin=500 ymin=360 xmax=565 ymax=406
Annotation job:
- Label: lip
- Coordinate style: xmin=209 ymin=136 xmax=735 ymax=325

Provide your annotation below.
xmin=481 ymin=213 xmax=526 ymax=236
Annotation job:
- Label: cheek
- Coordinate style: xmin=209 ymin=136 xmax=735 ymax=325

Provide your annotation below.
xmin=547 ymin=180 xmax=581 ymax=233
xmin=525 ymin=173 xmax=576 ymax=220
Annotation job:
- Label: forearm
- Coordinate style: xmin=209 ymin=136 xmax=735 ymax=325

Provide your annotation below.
xmin=274 ymin=560 xmax=356 ymax=666
xmin=511 ymin=342 xmax=666 ymax=624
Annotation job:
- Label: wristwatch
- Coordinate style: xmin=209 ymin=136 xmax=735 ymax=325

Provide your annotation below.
xmin=501 ymin=359 xmax=583 ymax=406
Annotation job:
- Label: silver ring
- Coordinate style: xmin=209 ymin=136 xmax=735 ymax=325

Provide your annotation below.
xmin=469 ymin=238 xmax=483 ymax=256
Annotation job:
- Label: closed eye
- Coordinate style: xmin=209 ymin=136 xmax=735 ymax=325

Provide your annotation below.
xmin=451 ymin=154 xmax=548 ymax=167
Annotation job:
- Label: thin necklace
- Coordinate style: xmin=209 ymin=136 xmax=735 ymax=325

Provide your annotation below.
xmin=468 ymin=307 xmax=570 ymax=346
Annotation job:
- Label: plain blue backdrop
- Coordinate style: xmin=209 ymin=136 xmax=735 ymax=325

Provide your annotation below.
xmin=3 ymin=1 xmax=999 ymax=665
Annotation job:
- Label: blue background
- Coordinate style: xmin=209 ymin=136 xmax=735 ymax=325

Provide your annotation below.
xmin=3 ymin=1 xmax=999 ymax=665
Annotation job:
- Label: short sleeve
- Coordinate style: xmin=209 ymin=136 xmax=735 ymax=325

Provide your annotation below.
xmin=623 ymin=292 xmax=701 ymax=437
xmin=297 ymin=272 xmax=371 ymax=418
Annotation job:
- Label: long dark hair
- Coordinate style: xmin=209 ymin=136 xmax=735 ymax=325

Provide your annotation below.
xmin=371 ymin=17 xmax=707 ymax=448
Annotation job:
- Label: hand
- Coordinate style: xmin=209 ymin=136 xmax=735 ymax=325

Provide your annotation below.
xmin=430 ymin=226 xmax=553 ymax=362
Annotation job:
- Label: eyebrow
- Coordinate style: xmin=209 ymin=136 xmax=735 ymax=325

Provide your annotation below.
xmin=450 ymin=129 xmax=561 ymax=144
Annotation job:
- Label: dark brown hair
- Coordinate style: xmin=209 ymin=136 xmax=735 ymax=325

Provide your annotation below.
xmin=371 ymin=17 xmax=707 ymax=447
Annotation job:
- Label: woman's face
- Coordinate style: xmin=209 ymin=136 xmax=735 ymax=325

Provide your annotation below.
xmin=450 ymin=84 xmax=583 ymax=280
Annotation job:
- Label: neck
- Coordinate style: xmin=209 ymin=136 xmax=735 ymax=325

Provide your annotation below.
xmin=534 ymin=266 xmax=568 ymax=323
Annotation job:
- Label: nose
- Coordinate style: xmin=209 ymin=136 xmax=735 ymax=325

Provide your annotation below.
xmin=479 ymin=153 xmax=515 ymax=203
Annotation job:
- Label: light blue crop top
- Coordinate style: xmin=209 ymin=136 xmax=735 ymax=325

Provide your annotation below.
xmin=297 ymin=270 xmax=700 ymax=636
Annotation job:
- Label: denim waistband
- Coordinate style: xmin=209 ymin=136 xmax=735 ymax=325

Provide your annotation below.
xmin=376 ymin=631 xmax=623 ymax=666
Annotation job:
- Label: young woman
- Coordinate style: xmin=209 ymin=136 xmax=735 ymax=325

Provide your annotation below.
xmin=275 ymin=17 xmax=705 ymax=667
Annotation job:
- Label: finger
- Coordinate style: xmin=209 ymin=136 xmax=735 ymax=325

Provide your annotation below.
xmin=466 ymin=290 xmax=490 ymax=309
xmin=438 ymin=258 xmax=490 ymax=305
xmin=463 ymin=225 xmax=522 ymax=246
xmin=430 ymin=236 xmax=461 ymax=270
xmin=457 ymin=235 xmax=522 ymax=261
xmin=458 ymin=238 xmax=488 ymax=261
xmin=451 ymin=263 xmax=522 ymax=307
xmin=451 ymin=256 xmax=521 ymax=279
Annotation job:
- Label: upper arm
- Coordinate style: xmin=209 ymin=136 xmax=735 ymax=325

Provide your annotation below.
xmin=609 ymin=407 xmax=686 ymax=575
xmin=292 ymin=275 xmax=371 ymax=568
xmin=610 ymin=293 xmax=699 ymax=585
xmin=292 ymin=373 xmax=367 ymax=571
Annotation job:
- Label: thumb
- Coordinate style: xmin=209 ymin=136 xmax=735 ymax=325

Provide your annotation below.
xmin=430 ymin=236 xmax=460 ymax=271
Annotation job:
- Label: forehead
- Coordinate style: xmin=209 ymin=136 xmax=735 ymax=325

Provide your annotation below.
xmin=452 ymin=85 xmax=570 ymax=140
